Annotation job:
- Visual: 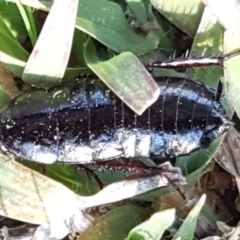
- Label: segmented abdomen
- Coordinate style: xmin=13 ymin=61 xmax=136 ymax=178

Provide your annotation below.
xmin=0 ymin=76 xmax=230 ymax=164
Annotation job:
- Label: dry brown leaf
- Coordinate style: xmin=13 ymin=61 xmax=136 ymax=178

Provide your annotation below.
xmin=214 ymin=128 xmax=240 ymax=178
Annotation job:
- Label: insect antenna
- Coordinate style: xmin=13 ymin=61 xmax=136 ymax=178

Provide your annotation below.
xmin=224 ymin=49 xmax=240 ymax=60
xmin=86 ymin=159 xmax=186 ymax=198
xmin=155 ymin=162 xmax=186 ymax=200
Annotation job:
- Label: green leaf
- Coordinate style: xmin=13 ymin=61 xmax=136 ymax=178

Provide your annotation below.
xmin=0 ymin=14 xmax=29 ymax=61
xmin=186 ymin=7 xmax=224 ymax=87
xmin=71 ymin=29 xmax=88 ymax=66
xmin=172 ymin=194 xmax=206 ymax=240
xmin=0 ymin=155 xmax=82 ymax=225
xmin=22 ymin=0 xmax=78 ymax=88
xmin=84 ymin=40 xmax=160 ymax=115
xmin=150 ymin=0 xmax=204 ymax=38
xmin=76 ymin=0 xmax=159 ymax=54
xmin=128 ymin=209 xmax=175 ymax=240
xmin=0 ymin=1 xmax=29 ymax=76
xmin=78 ymin=205 xmax=153 ymax=240
xmin=63 ymin=66 xmax=91 ymax=80
xmin=126 ymin=0 xmax=149 ymax=25
xmin=0 ymin=0 xmax=27 ymax=38
xmin=0 ymin=52 xmax=26 ymax=77
xmin=15 ymin=1 xmax=37 ymax=45
xmin=20 ymin=0 xmax=160 ymax=54
xmin=223 ymin=31 xmax=240 ymax=119
xmin=19 ymin=160 xmax=101 ymax=196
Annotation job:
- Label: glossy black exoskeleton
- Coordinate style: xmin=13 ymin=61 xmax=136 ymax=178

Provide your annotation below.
xmin=0 ymin=75 xmax=232 ymax=164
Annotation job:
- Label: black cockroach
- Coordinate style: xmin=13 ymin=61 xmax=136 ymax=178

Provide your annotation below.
xmin=0 ymin=75 xmax=232 ymax=166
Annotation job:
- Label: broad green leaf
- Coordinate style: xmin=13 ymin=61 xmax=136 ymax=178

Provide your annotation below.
xmin=0 ymin=51 xmax=26 ymax=77
xmin=126 ymin=0 xmax=149 ymax=25
xmin=128 ymin=209 xmax=175 ymax=240
xmin=150 ymin=0 xmax=204 ymax=37
xmin=172 ymin=194 xmax=206 ymax=240
xmin=0 ymin=155 xmax=83 ymax=225
xmin=22 ymin=0 xmax=78 ymax=88
xmin=0 ymin=2 xmax=29 ymax=76
xmin=63 ymin=66 xmax=91 ymax=80
xmin=21 ymin=159 xmax=164 ymax=198
xmin=71 ymin=29 xmax=88 ymax=66
xmin=224 ymin=31 xmax=240 ymax=119
xmin=0 ymin=15 xmax=29 ymax=62
xmin=84 ymin=40 xmax=160 ymax=115
xmin=20 ymin=0 xmax=160 ymax=54
xmin=76 ymin=0 xmax=159 ymax=54
xmin=0 ymin=1 xmax=27 ymax=38
xmin=19 ymin=160 xmax=101 ymax=196
xmin=0 ymin=8 xmax=88 ymax=79
xmin=20 ymin=162 xmax=172 ymax=210
xmin=78 ymin=204 xmax=153 ymax=240
xmin=186 ymin=6 xmax=224 ymax=87
xmin=126 ymin=0 xmax=175 ymax=53
xmin=15 ymin=1 xmax=37 ymax=45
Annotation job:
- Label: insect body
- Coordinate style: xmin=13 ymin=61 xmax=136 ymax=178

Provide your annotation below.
xmin=0 ymin=75 xmax=232 ymax=164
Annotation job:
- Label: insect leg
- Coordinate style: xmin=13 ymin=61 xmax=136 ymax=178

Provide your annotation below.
xmin=74 ymin=164 xmax=104 ymax=189
xmin=146 ymin=49 xmax=240 ymax=70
